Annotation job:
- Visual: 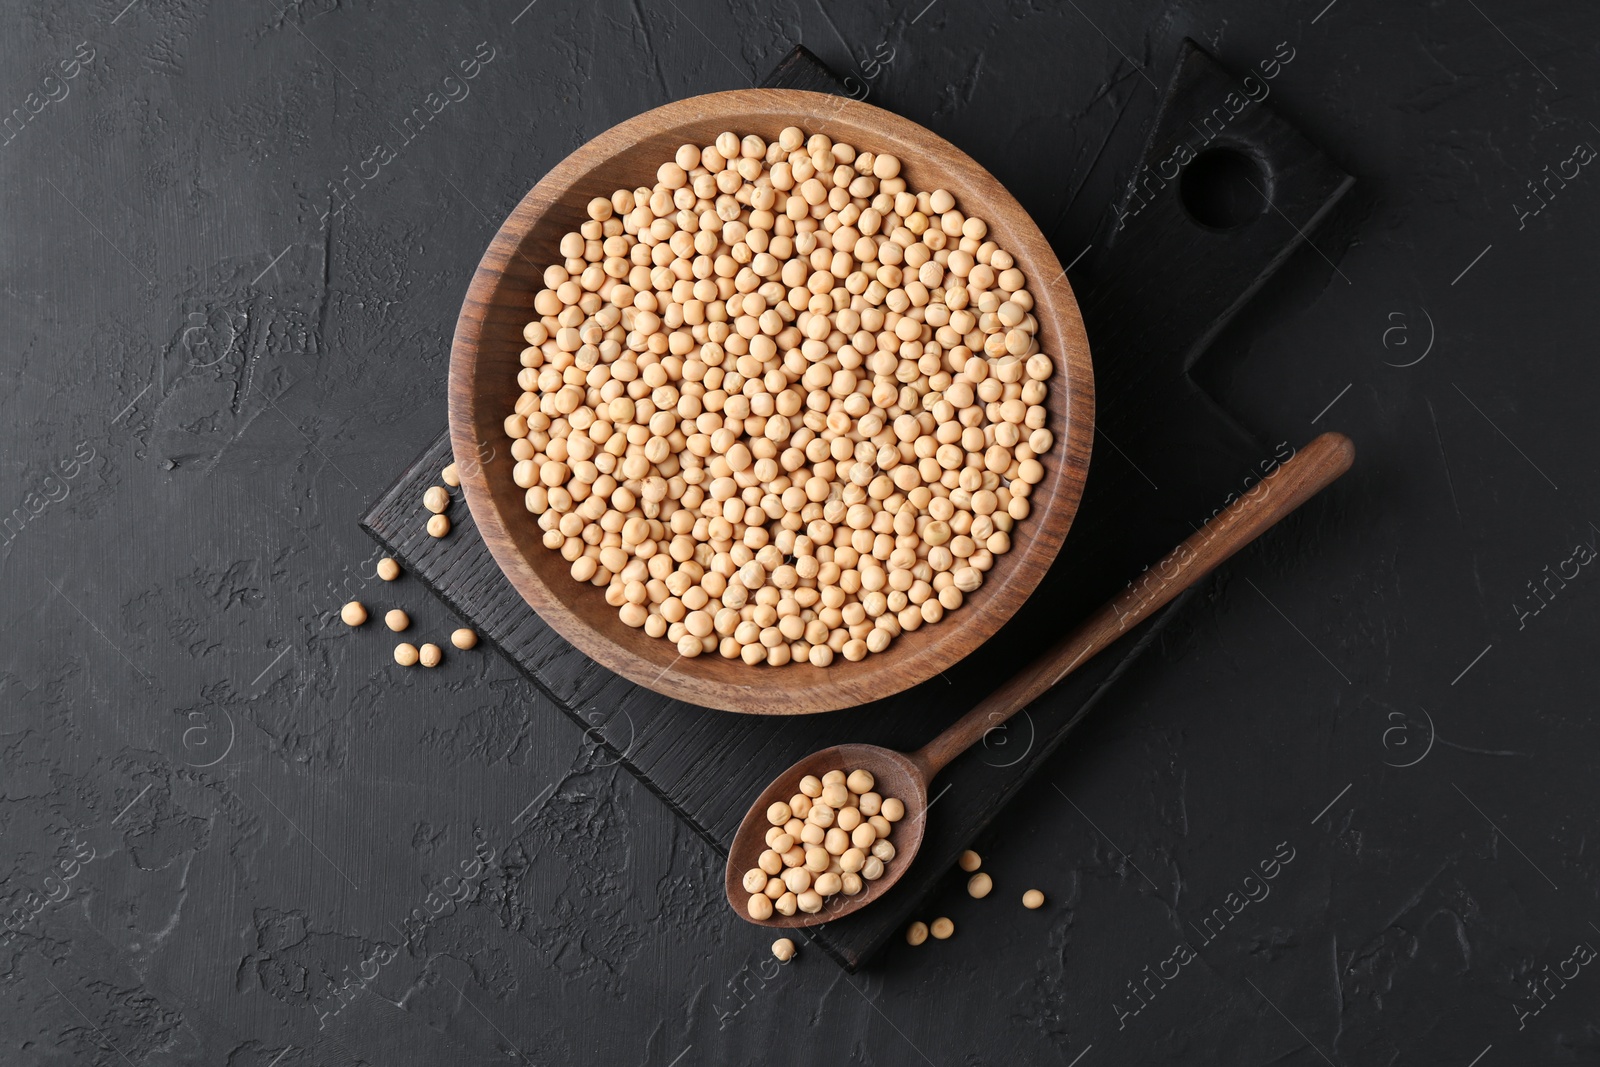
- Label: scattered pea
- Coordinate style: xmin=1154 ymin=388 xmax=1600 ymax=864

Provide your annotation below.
xmin=1022 ymin=889 xmax=1045 ymax=910
xmin=394 ymin=643 xmax=419 ymax=667
xmin=377 ymin=557 xmax=401 ymax=581
xmin=451 ymin=628 xmax=479 ymax=649
xmin=441 ymin=462 xmax=460 ymax=487
xmin=385 ymin=609 xmax=410 ymax=632
xmin=905 ymin=921 xmax=929 ymax=946
xmin=930 ymin=916 xmax=954 ymax=940
xmin=772 ymin=937 xmax=796 ymax=962
xmin=419 ymin=643 xmax=442 ymax=668
xmin=427 ymin=514 xmax=450 ymax=538
xmin=958 ymin=849 xmax=982 ymax=873
xmin=424 ymin=486 xmax=450 ymax=514
xmin=340 ymin=602 xmax=368 ymax=626
xmin=967 ymin=872 xmax=992 ymax=898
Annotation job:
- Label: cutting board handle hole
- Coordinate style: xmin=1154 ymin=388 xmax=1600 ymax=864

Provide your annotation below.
xmin=1180 ymin=146 xmax=1268 ymax=230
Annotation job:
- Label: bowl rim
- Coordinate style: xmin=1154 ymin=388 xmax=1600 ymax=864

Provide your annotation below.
xmin=448 ymin=88 xmax=1094 ymax=715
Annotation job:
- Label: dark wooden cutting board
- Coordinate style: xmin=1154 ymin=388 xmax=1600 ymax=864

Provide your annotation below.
xmin=361 ymin=44 xmax=1352 ymax=970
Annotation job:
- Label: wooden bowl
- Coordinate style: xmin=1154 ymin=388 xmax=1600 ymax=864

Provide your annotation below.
xmin=448 ymin=89 xmax=1093 ymax=715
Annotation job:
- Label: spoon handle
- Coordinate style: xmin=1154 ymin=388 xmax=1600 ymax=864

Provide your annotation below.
xmin=911 ymin=431 xmax=1355 ymax=779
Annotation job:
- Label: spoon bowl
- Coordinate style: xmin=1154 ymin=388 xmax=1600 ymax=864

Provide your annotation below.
xmin=725 ymin=744 xmax=930 ymax=929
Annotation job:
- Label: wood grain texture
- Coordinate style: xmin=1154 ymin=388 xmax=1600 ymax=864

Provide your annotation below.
xmin=447 ymin=89 xmax=1094 ymax=715
xmin=363 ymin=41 xmax=1356 ymax=971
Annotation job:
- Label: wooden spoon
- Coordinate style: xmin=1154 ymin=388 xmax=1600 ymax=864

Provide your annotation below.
xmin=725 ymin=431 xmax=1355 ymax=928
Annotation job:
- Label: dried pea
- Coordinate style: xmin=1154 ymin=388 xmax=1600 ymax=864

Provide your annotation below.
xmin=508 ymin=129 xmax=1053 ymax=667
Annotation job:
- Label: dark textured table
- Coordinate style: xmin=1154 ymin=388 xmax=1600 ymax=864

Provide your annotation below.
xmin=4 ymin=2 xmax=1597 ymax=1064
